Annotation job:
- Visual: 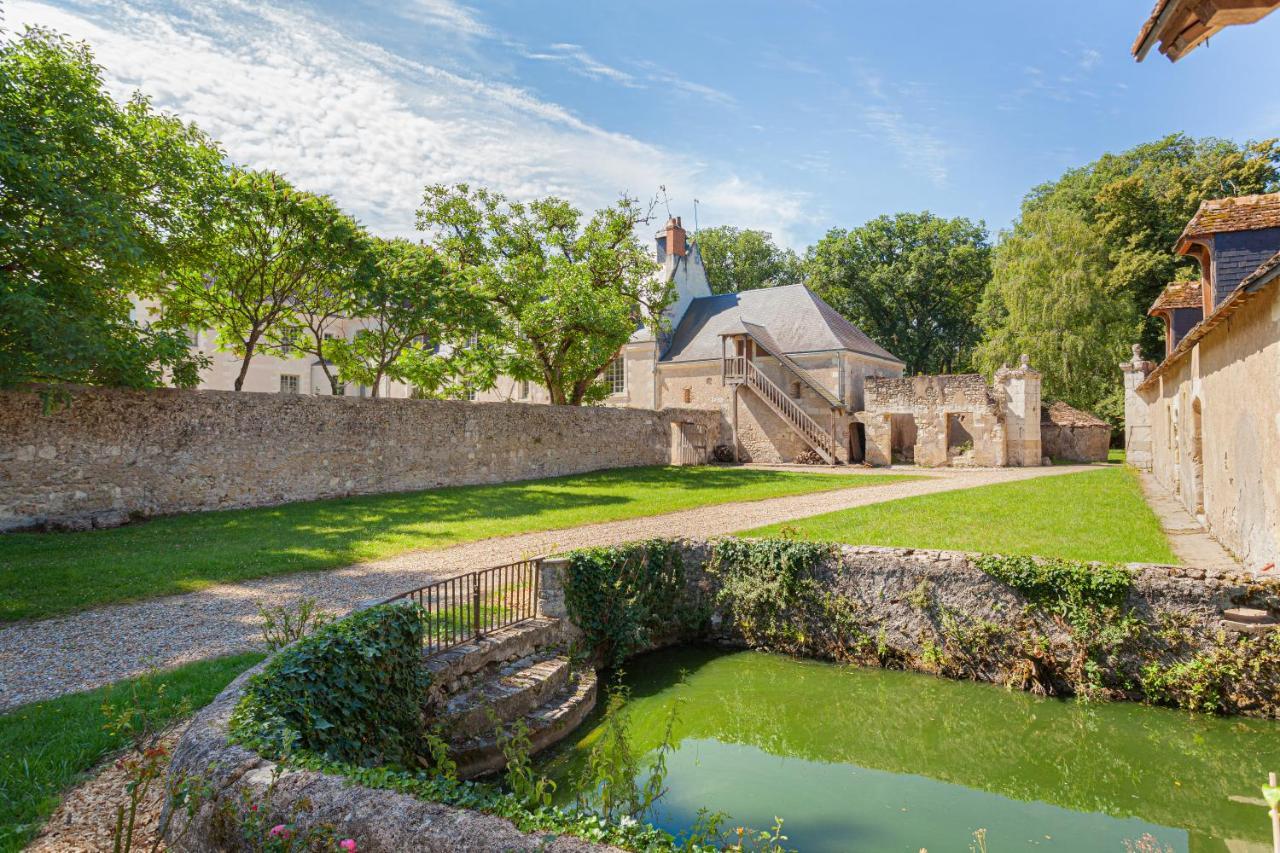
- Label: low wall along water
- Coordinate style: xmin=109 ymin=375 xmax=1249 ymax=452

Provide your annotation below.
xmin=0 ymin=387 xmax=720 ymax=532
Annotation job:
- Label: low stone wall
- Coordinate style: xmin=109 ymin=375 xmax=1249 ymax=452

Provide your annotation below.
xmin=1041 ymin=422 xmax=1110 ymax=462
xmin=164 ymin=661 xmax=620 ymax=853
xmin=0 ymin=387 xmax=720 ymax=531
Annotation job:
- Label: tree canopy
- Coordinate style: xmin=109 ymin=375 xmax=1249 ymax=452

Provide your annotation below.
xmin=417 ymin=184 xmax=667 ymax=405
xmin=805 ymin=213 xmax=991 ymax=374
xmin=976 ymin=133 xmax=1280 ymax=423
xmin=695 ymin=226 xmax=804 ymax=294
xmin=0 ymin=27 xmax=224 ymax=390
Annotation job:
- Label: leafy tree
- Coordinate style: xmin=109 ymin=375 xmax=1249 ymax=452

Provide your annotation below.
xmin=977 ymin=133 xmax=1279 ymax=420
xmin=325 ymin=237 xmax=493 ymax=398
xmin=805 ymin=212 xmax=991 ymax=374
xmin=695 ymin=226 xmax=803 ymax=294
xmin=278 ymin=274 xmax=358 ymax=396
xmin=0 ymin=27 xmax=223 ymax=390
xmin=161 ymin=170 xmax=370 ymax=391
xmin=417 ymin=184 xmax=668 ymax=405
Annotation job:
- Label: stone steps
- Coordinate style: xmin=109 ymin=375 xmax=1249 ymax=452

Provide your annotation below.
xmin=439 ymin=653 xmax=572 ymax=740
xmin=449 ymin=667 xmax=598 ymax=780
xmin=423 ymin=617 xmax=564 ymax=703
xmin=1220 ymin=607 xmax=1278 ymax=636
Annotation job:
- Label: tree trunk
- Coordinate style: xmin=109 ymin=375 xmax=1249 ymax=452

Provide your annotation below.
xmin=370 ymin=368 xmax=384 ymax=398
xmin=234 ymin=332 xmax=261 ymax=392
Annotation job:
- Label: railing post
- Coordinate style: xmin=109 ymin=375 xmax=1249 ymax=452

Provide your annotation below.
xmin=472 ymin=573 xmax=482 ymax=641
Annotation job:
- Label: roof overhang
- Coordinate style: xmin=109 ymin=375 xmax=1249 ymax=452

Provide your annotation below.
xmin=1134 ymin=0 xmax=1280 ymax=62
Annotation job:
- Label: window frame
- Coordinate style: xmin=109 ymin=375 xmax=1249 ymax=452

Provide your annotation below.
xmin=603 ymin=358 xmax=626 ymax=396
xmin=279 ymin=374 xmax=301 ymax=394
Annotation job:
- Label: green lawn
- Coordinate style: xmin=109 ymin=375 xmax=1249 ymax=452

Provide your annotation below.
xmin=0 ymin=653 xmax=264 ymax=853
xmin=0 ymin=466 xmax=913 ymax=623
xmin=741 ymin=467 xmax=1176 ymax=564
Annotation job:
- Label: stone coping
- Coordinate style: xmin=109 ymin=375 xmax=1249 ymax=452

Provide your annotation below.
xmin=164 ymin=657 xmax=621 ymax=853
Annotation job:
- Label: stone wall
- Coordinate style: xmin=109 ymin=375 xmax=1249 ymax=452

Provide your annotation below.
xmin=0 ymin=388 xmax=721 ymax=532
xmin=1041 ymin=422 xmax=1110 ymax=462
xmin=860 ymin=374 xmax=1007 ymax=467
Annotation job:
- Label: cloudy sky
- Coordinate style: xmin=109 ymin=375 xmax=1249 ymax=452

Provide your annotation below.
xmin=8 ymin=0 xmax=1280 ymax=248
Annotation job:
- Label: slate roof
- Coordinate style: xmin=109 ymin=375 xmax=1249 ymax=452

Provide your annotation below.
xmin=1148 ymin=280 xmax=1202 ymax=315
xmin=1177 ymin=193 xmax=1280 ymax=248
xmin=660 ymin=284 xmax=902 ymax=365
xmin=1041 ymin=400 xmax=1109 ymax=429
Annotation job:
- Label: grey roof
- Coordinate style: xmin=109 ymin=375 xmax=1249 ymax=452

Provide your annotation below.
xmin=660 ymin=284 xmax=902 ymax=365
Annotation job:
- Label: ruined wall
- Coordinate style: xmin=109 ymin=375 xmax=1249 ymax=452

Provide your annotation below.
xmin=1041 ymin=423 xmax=1110 ymax=463
xmin=1139 ymin=284 xmax=1280 ymax=572
xmin=859 ymin=374 xmax=1007 ymax=467
xmin=0 ymin=388 xmax=721 ymax=532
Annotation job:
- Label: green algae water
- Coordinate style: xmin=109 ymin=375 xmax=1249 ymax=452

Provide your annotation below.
xmin=541 ymin=647 xmax=1280 ymax=852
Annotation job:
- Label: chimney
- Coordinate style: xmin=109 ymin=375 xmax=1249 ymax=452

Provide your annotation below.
xmin=664 ymin=216 xmax=686 ymax=258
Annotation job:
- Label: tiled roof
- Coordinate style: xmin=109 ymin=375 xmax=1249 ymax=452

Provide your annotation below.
xmin=1178 ymin=193 xmax=1280 ymax=246
xmin=1041 ymin=400 xmax=1109 ymax=429
xmin=660 ymin=284 xmax=902 ymax=365
xmin=1148 ymin=280 xmax=1202 ymax=315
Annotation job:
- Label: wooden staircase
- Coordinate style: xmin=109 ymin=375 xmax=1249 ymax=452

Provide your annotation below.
xmin=725 ymin=356 xmax=838 ymax=464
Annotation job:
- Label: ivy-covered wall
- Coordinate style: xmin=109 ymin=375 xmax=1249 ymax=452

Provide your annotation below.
xmin=553 ymin=540 xmax=1280 ymax=718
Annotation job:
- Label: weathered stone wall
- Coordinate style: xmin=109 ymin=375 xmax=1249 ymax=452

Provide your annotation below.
xmin=1041 ymin=422 xmax=1110 ymax=462
xmin=0 ymin=388 xmax=721 ymax=532
xmin=1137 ymin=283 xmax=1280 ymax=572
xmin=860 ymin=374 xmax=1007 ymax=467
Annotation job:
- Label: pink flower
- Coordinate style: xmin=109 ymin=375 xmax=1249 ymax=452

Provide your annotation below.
xmin=269 ymin=824 xmax=291 ymax=839
xmin=339 ymin=841 xmax=357 ymax=852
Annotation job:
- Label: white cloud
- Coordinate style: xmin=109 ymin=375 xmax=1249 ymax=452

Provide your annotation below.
xmin=523 ymin=42 xmax=639 ymax=86
xmin=401 ymin=0 xmax=491 ymax=37
xmin=9 ymin=0 xmax=804 ymax=244
xmin=850 ymin=66 xmax=949 ymax=187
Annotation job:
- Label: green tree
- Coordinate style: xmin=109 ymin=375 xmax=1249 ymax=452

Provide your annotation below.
xmin=417 ymin=184 xmax=668 ymax=405
xmin=325 ymin=237 xmax=493 ymax=398
xmin=805 ymin=212 xmax=991 ymax=374
xmin=161 ymin=170 xmax=370 ymax=391
xmin=0 ymin=27 xmax=223 ymax=390
xmin=695 ymin=226 xmax=804 ymax=294
xmin=977 ymin=133 xmax=1279 ymax=420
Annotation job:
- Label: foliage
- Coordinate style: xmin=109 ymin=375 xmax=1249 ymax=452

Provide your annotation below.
xmin=694 ymin=226 xmax=803 ymax=294
xmin=230 ymin=604 xmax=428 ymax=766
xmin=976 ymin=133 xmax=1280 ymax=420
xmin=1140 ymin=630 xmax=1280 ymax=715
xmin=217 ymin=762 xmax=354 ymax=852
xmin=576 ymin=681 xmax=677 ymax=824
xmin=563 ymin=540 xmax=700 ymax=664
xmin=0 ymin=26 xmax=221 ymax=390
xmin=324 ymin=237 xmax=493 ymax=398
xmin=974 ymin=554 xmax=1133 ymax=630
xmin=494 ymin=716 xmax=555 ymax=810
xmin=159 ymin=169 xmax=371 ymax=391
xmin=258 ymin=597 xmax=333 ymax=653
xmin=0 ymin=466 xmax=906 ymax=623
xmin=417 ymin=183 xmax=668 ymax=405
xmin=0 ymin=653 xmax=263 ymax=853
xmin=805 ymin=212 xmax=991 ymax=374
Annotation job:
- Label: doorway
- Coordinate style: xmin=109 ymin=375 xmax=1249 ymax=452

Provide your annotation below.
xmin=1190 ymin=399 xmax=1205 ymax=515
xmin=889 ymin=414 xmax=916 ymax=464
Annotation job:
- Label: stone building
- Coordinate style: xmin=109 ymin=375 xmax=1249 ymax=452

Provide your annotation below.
xmin=857 ymin=359 xmax=1043 ymax=468
xmin=1040 ymin=401 xmax=1111 ymax=463
xmin=1123 ymin=192 xmax=1280 ymax=572
xmin=481 ymin=217 xmax=906 ymax=464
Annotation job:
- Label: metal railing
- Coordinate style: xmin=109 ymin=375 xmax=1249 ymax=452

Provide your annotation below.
xmin=381 ymin=558 xmax=542 ymax=656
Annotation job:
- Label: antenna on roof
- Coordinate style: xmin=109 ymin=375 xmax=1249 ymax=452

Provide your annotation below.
xmin=693 ymin=198 xmax=700 ymax=234
xmin=659 ymin=185 xmax=672 ymax=219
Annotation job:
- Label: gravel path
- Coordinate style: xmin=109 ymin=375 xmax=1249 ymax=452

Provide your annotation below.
xmin=0 ymin=464 xmax=1092 ymax=711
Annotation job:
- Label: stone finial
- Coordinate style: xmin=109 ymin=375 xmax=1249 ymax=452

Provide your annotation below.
xmin=1131 ymin=343 xmax=1142 ymax=361
xmin=1019 ymin=353 xmax=1030 ymax=369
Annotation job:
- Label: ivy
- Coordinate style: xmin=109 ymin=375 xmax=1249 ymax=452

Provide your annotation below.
xmin=974 ymin=554 xmax=1133 ymax=629
xmin=230 ymin=604 xmax=429 ymax=766
xmin=563 ymin=540 xmax=698 ymax=665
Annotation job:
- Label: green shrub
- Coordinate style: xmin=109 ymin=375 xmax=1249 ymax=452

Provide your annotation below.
xmin=231 ymin=604 xmax=428 ymax=766
xmin=974 ymin=554 xmax=1132 ymax=629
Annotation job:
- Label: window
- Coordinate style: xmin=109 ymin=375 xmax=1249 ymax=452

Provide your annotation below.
xmin=518 ymin=380 xmax=530 ymax=399
xmin=466 ymin=386 xmax=478 ymax=401
xmin=682 ymin=387 xmax=692 ymax=404
xmin=279 ymin=375 xmax=300 ymax=394
xmin=334 ymin=381 xmax=346 ymax=396
xmin=603 ymin=358 xmax=626 ymax=395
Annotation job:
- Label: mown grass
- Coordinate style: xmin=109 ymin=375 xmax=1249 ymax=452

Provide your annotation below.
xmin=0 ymin=466 xmax=912 ymax=623
xmin=741 ymin=467 xmax=1176 ymax=564
xmin=0 ymin=653 xmax=265 ymax=853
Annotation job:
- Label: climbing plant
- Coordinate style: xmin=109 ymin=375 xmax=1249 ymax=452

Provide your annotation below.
xmin=974 ymin=554 xmax=1133 ymax=630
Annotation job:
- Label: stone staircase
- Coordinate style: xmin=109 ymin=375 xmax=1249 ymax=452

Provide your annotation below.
xmin=1221 ymin=607 xmax=1279 ymax=636
xmin=424 ymin=617 xmax=597 ymax=779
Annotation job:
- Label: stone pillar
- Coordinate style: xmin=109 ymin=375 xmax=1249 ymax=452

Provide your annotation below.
xmin=994 ymin=354 xmax=1042 ymax=467
xmin=537 ymin=556 xmax=570 ymax=620
xmin=1121 ymin=344 xmax=1155 ymax=470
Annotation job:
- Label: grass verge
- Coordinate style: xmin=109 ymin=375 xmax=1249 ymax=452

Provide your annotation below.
xmin=740 ymin=467 xmax=1176 ymax=564
xmin=0 ymin=652 xmax=264 ymax=853
xmin=0 ymin=466 xmax=912 ymax=622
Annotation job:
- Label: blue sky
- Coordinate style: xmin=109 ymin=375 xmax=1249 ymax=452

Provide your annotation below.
xmin=11 ymin=1 xmax=1280 ymax=248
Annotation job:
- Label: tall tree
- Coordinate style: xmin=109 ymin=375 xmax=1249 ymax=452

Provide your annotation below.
xmin=0 ymin=27 xmax=223 ymax=390
xmin=161 ymin=169 xmax=370 ymax=391
xmin=325 ymin=237 xmax=493 ymax=398
xmin=695 ymin=226 xmax=803 ymax=294
xmin=976 ymin=133 xmax=1279 ymax=422
xmin=805 ymin=212 xmax=991 ymax=374
xmin=417 ymin=184 xmax=668 ymax=405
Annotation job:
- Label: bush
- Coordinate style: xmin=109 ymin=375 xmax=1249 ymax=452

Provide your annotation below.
xmin=231 ymin=604 xmax=428 ymax=766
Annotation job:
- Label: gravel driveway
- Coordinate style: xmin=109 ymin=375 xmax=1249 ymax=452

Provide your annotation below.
xmin=0 ymin=464 xmax=1092 ymax=711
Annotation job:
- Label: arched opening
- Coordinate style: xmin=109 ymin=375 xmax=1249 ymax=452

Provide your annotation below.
xmin=1190 ymin=398 xmax=1205 ymax=516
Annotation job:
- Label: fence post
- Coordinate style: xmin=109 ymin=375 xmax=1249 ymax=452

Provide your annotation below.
xmin=472 ymin=573 xmax=482 ymax=641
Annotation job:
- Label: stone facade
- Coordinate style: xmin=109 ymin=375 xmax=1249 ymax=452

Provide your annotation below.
xmin=1039 ymin=402 xmax=1111 ymax=463
xmin=857 ymin=361 xmax=1041 ymax=468
xmin=0 ymin=388 xmax=720 ymax=532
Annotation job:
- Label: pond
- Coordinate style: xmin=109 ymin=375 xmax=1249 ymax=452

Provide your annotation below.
xmin=540 ymin=646 xmax=1280 ymax=852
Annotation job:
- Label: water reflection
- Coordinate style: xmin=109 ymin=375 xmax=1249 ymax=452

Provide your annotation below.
xmin=541 ymin=646 xmax=1280 ymax=852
